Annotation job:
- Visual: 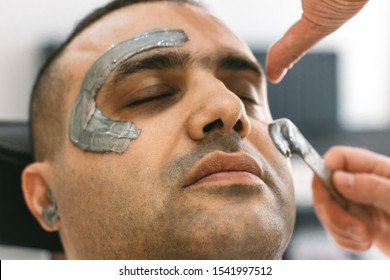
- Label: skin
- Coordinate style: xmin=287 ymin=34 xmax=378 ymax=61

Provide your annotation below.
xmin=22 ymin=2 xmax=295 ymax=259
xmin=266 ymin=0 xmax=368 ymax=83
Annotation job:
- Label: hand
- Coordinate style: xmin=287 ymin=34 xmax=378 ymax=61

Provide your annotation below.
xmin=312 ymin=146 xmax=390 ymax=257
xmin=266 ymin=0 xmax=368 ymax=83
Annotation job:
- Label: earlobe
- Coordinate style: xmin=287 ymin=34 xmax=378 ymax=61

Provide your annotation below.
xmin=21 ymin=162 xmax=60 ymax=232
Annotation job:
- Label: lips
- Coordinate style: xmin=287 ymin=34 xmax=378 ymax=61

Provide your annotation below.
xmin=184 ymin=151 xmax=264 ymax=188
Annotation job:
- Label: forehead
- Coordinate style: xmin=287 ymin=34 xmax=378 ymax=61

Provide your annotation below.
xmin=64 ymin=2 xmax=255 ymax=71
xmin=60 ymin=2 xmax=258 ymax=112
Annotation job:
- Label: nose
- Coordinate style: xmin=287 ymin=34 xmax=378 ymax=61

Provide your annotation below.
xmin=186 ymin=77 xmax=251 ymax=141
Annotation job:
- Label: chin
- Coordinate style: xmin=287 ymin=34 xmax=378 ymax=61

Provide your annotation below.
xmin=148 ymin=204 xmax=290 ymax=260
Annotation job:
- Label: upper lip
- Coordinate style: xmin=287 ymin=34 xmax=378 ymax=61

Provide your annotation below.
xmin=183 ymin=151 xmax=264 ymax=187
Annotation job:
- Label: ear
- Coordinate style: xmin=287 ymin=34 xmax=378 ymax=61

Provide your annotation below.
xmin=21 ymin=162 xmax=60 ymax=232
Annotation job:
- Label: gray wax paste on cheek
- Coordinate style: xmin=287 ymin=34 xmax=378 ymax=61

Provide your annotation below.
xmin=69 ymin=28 xmax=189 ymax=153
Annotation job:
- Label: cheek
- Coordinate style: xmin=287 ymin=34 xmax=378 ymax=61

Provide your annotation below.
xmin=248 ymin=120 xmax=289 ymax=167
xmin=55 ymin=112 xmax=183 ymax=206
xmin=247 ymin=121 xmax=295 ymax=207
xmin=249 ymin=123 xmax=294 ymax=198
xmin=130 ymin=110 xmax=187 ymax=163
xmin=51 ymin=146 xmax=170 ymax=252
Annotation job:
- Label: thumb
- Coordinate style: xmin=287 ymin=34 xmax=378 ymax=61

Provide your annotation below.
xmin=333 ymin=171 xmax=390 ymax=215
xmin=266 ymin=17 xmax=328 ymax=83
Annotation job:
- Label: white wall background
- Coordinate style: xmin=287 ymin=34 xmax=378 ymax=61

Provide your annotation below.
xmin=0 ymin=0 xmax=389 ymax=129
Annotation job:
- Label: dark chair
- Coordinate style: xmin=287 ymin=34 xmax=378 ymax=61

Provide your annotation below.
xmin=0 ymin=122 xmax=62 ymax=251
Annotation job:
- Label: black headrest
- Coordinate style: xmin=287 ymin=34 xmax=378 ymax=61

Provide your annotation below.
xmin=0 ymin=122 xmax=62 ymax=251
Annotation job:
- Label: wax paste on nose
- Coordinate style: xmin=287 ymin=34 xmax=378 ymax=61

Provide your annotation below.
xmin=69 ymin=28 xmax=189 ymax=153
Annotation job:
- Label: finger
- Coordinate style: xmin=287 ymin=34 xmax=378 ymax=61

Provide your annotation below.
xmin=312 ymin=176 xmax=371 ymax=241
xmin=266 ymin=16 xmax=328 ymax=83
xmin=315 ymin=204 xmax=373 ymax=253
xmin=312 ymin=175 xmax=332 ymax=205
xmin=324 ymin=146 xmax=390 ymax=178
xmin=373 ymin=211 xmax=390 ymax=257
xmin=333 ymin=171 xmax=390 ymax=214
xmin=320 ymin=201 xmax=390 ymax=257
xmin=313 ymin=195 xmax=369 ymax=242
xmin=327 ymin=230 xmax=372 ymax=253
xmin=319 ymin=206 xmax=374 ymax=253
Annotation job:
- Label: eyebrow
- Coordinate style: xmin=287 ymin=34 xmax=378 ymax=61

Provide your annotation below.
xmin=111 ymin=51 xmax=190 ymax=85
xmin=207 ymin=52 xmax=262 ymax=76
xmin=109 ymin=49 xmax=263 ymax=86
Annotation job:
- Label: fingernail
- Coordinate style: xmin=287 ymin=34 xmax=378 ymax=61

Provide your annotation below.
xmin=278 ymin=68 xmax=288 ymax=81
xmin=335 ymin=171 xmax=354 ymax=192
xmin=270 ymin=68 xmax=288 ymax=84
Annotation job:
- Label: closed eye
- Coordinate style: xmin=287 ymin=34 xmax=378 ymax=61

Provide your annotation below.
xmin=128 ymin=92 xmax=175 ymax=107
xmin=239 ymin=95 xmax=259 ymax=105
xmin=125 ymin=83 xmax=179 ymax=108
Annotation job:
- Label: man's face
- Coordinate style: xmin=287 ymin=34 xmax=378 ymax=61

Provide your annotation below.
xmin=52 ymin=2 xmax=295 ymax=259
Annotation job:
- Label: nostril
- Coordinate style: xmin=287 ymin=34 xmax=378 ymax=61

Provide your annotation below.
xmin=203 ymin=119 xmax=223 ymax=133
xmin=233 ymin=120 xmax=243 ymax=132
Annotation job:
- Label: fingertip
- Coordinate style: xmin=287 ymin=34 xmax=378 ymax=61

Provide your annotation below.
xmin=323 ymin=145 xmax=350 ymax=170
xmin=265 ymin=52 xmax=287 ymax=84
xmin=267 ymin=67 xmax=288 ymax=84
xmin=265 ymin=42 xmax=290 ymax=84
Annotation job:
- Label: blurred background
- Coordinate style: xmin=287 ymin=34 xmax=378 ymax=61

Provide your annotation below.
xmin=0 ymin=0 xmax=389 ymax=259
